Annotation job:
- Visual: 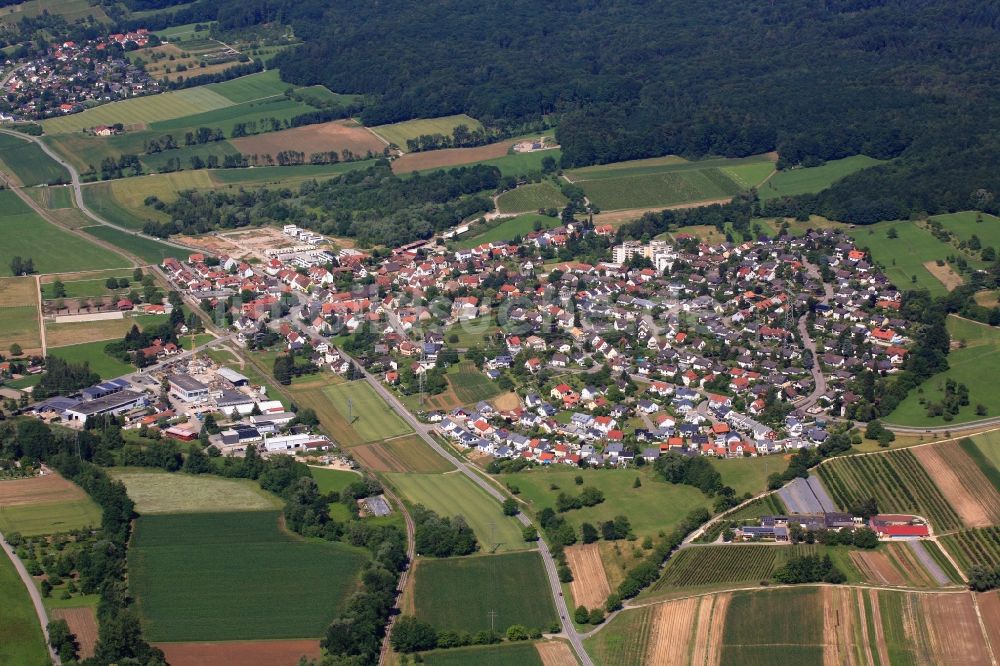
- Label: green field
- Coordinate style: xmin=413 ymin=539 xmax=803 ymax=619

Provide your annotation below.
xmin=309 ymin=467 xmax=363 ymax=494
xmin=888 ymin=316 xmax=1000 ymax=426
xmin=932 ymin=211 xmax=1000 ymax=252
xmin=443 ymin=315 xmax=499 ymax=349
xmin=421 ymin=642 xmax=545 ymax=666
xmin=759 ymin=155 xmax=885 ymax=201
xmin=81 ymin=170 xmax=216 ymax=229
xmin=413 ymin=552 xmax=557 ymax=633
xmin=0 ymin=548 xmax=50 ymax=666
xmin=209 ymin=159 xmax=378 ymax=185
xmin=42 ymin=87 xmax=234 ymax=134
xmin=583 ymin=604 xmax=654 ymax=666
xmin=385 ymin=472 xmax=527 ymax=552
xmin=496 ymin=181 xmax=568 ymax=214
xmin=711 ymin=455 xmax=783 ymax=497
xmin=447 ymin=361 xmax=502 ymax=404
xmin=500 ymin=467 xmax=709 ymax=538
xmin=0 ymin=133 xmax=70 ymax=186
xmin=129 ymin=511 xmax=368 ymax=641
xmin=565 ymin=155 xmax=773 ymax=211
xmin=41 ymin=275 xmax=135 ymax=299
xmin=110 ymin=469 xmax=284 ymax=514
xmin=0 ymin=498 xmax=102 ymax=537
xmin=847 ymin=220 xmax=959 ymax=296
xmin=0 ymin=305 xmax=40 ymax=351
xmin=154 ymin=21 xmax=213 ymax=41
xmin=475 ymin=149 xmax=564 ymax=179
xmin=82 ymin=226 xmax=182 ymax=264
xmin=456 ymin=214 xmax=560 ymax=250
xmin=720 ymin=587 xmax=824 ymax=664
xmin=967 ymin=430 xmax=1000 ymax=474
xmin=48 ymin=340 xmax=136 ymax=379
xmin=321 ymin=380 xmax=413 ymax=442
xmin=150 ymin=95 xmax=313 ymax=134
xmin=815 ymin=449 xmax=962 ymax=531
xmin=205 ymin=70 xmax=292 ymax=104
xmin=371 ymin=114 xmax=483 ymax=149
xmin=0 ymin=0 xmax=108 ymax=25
xmin=0 ymin=191 xmax=129 ymax=275
xmin=25 ymin=185 xmax=74 ymax=209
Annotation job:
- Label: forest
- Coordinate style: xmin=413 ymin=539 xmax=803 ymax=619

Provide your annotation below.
xmin=129 ymin=0 xmax=1000 ymax=223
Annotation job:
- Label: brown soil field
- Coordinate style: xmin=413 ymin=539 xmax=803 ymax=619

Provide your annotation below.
xmin=822 ymin=586 xmax=863 ymax=666
xmin=156 ymin=640 xmax=322 ymax=666
xmin=491 ymin=391 xmax=521 ymax=411
xmin=565 ymin=543 xmax=611 ymax=610
xmin=0 ymin=471 xmax=87 ymax=506
xmin=46 ymin=318 xmax=137 ymax=346
xmin=850 ymin=550 xmax=905 ymax=586
xmin=351 ymin=436 xmax=452 ymax=474
xmin=231 ymin=120 xmax=385 ymax=159
xmin=689 ymin=593 xmax=730 ymax=666
xmin=592 ymin=198 xmax=733 ymax=227
xmin=887 ymin=543 xmax=936 ymax=587
xmin=920 ymin=593 xmax=991 ymax=665
xmin=535 ymin=640 xmax=577 ymax=666
xmin=914 ymin=442 xmax=1000 ymax=528
xmin=975 ymin=290 xmax=1000 ymax=308
xmin=923 ymin=260 xmax=964 ymax=291
xmin=391 ymin=141 xmax=516 ymax=174
xmin=0 ymin=276 xmax=37 ymax=307
xmin=977 ymin=591 xmax=1000 ymax=655
xmin=645 ymin=597 xmax=699 ymax=665
xmin=52 ymin=607 xmax=98 ymax=659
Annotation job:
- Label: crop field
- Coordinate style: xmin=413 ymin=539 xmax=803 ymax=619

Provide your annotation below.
xmin=850 ymin=542 xmax=951 ymax=587
xmin=82 ymin=226 xmax=182 ymax=264
xmin=0 ymin=545 xmax=50 ymax=665
xmin=815 ymin=449 xmax=962 ymax=531
xmin=912 ymin=440 xmax=1000 ymax=528
xmin=584 ymin=605 xmax=656 ymax=666
xmin=964 ymin=431 xmax=1000 ymax=480
xmin=151 ymin=95 xmax=313 ymax=134
xmin=496 ymin=181 xmax=569 ymax=213
xmin=941 ymin=527 xmax=1000 ymax=571
xmin=205 ymin=70 xmax=291 ymax=104
xmin=25 ymin=185 xmax=74 ymax=209
xmin=349 ymin=435 xmax=454 ymax=473
xmin=889 ymin=316 xmax=1000 ymax=425
xmin=847 ymin=221 xmax=960 ymax=297
xmin=500 ymin=467 xmax=708 ymax=538
xmin=320 ymin=379 xmax=412 ymax=443
xmin=46 ymin=313 xmax=168 ymax=348
xmin=0 ymin=304 xmax=40 ymax=352
xmin=0 ymin=498 xmax=102 ymax=536
xmin=721 ymin=587 xmax=824 ymax=664
xmin=0 ymin=191 xmax=129 ymax=275
xmin=413 ymin=552 xmax=557 ymax=633
xmin=565 ymin=543 xmax=610 ymax=609
xmin=0 ymin=133 xmax=70 ymax=186
xmin=0 ymin=275 xmax=37 ymax=306
xmin=47 ymin=340 xmax=134 ymax=379
xmin=129 ymin=511 xmax=367 ymax=641
xmin=370 ymin=114 xmax=483 ymax=149
xmin=156 ymin=640 xmax=322 ymax=666
xmin=82 ymin=170 xmax=215 ymax=229
xmin=576 ymin=168 xmax=741 ymax=211
xmin=447 ymin=361 xmax=502 ymax=404
xmin=391 ymin=139 xmax=519 ymax=174
xmin=109 ymin=469 xmax=284 ymax=514
xmin=652 ymin=545 xmax=789 ymax=592
xmin=231 ymin=119 xmax=385 ymax=158
xmin=455 ymin=214 xmax=560 ymax=249
xmin=758 ymin=155 xmax=884 ymax=201
xmin=875 ymin=590 xmax=993 ymax=665
xmin=385 ymin=471 xmax=526 ymax=551
xmin=209 ymin=159 xmax=377 ymax=185
xmin=42 ymin=87 xmax=233 ymax=134
xmin=420 ymin=642 xmax=545 ymax=666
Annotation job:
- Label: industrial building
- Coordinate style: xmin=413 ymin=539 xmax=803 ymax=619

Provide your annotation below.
xmin=168 ymin=374 xmax=209 ymax=402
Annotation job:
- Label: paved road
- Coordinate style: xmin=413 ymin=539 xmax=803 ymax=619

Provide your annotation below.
xmin=1 ymin=529 xmax=61 ymax=665
xmin=340 ymin=347 xmax=594 ymax=666
xmin=793 ymin=258 xmax=833 ymax=411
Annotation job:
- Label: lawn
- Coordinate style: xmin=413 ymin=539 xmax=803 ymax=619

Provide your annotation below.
xmin=109 ymin=469 xmax=284 ymax=514
xmin=384 ymin=472 xmax=528 ymax=552
xmin=0 ymin=191 xmax=129 ymax=275
xmin=129 ymin=511 xmax=368 ymax=641
xmin=500 ymin=467 xmax=709 ymax=538
xmin=414 ymin=552 xmax=558 ymax=633
xmin=447 ymin=361 xmax=502 ymax=404
xmin=720 ymin=587 xmax=824 ymax=663
xmin=48 ymin=340 xmax=135 ymax=379
xmin=82 ymin=226 xmax=183 ymax=264
xmin=847 ymin=220 xmax=959 ymax=296
xmin=887 ymin=316 xmax=1000 ymax=426
xmin=0 ymin=498 xmax=102 ymax=536
xmin=42 ymin=86 xmax=234 ymax=134
xmin=711 ymin=455 xmax=784 ymax=497
xmin=758 ymin=155 xmax=885 ymax=201
xmin=455 ymin=214 xmax=560 ymax=249
xmin=309 ymin=467 xmax=362 ymax=494
xmin=443 ymin=316 xmax=499 ymax=349
xmin=0 ymin=132 xmax=70 ymax=186
xmin=0 ymin=548 xmax=50 ymax=666
xmin=496 ymin=181 xmax=568 ymax=214
xmin=371 ymin=114 xmax=482 ymax=149
xmin=321 ymin=379 xmax=413 ymax=443
xmin=420 ymin=642 xmax=545 ymax=666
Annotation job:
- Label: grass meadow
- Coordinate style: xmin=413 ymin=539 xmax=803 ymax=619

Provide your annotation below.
xmin=47 ymin=340 xmax=136 ymax=379
xmin=847 ymin=220 xmax=960 ymax=297
xmin=205 ymin=70 xmax=292 ymax=104
xmin=446 ymin=361 xmax=502 ymax=404
xmin=41 ymin=276 xmax=135 ymax=299
xmin=210 ymin=159 xmax=377 ymax=185
xmin=0 ymin=305 xmax=41 ymax=352
xmin=25 ymin=185 xmax=74 ymax=209
xmin=413 ymin=552 xmax=558 ymax=633
xmin=420 ymin=643 xmax=545 ymax=666
xmin=933 ymin=211 xmax=1000 ymax=249
xmin=454 ymin=214 xmax=559 ymax=249
xmin=0 ymin=191 xmax=128 ymax=275
xmin=0 ymin=498 xmax=102 ymax=536
xmin=82 ymin=226 xmax=182 ymax=264
xmin=321 ymin=380 xmax=413 ymax=443
xmin=721 ymin=588 xmax=824 ymax=663
xmin=888 ymin=316 xmax=1000 ymax=426
xmin=371 ymin=114 xmax=482 ymax=149
xmin=129 ymin=511 xmax=368 ymax=641
xmin=0 ymin=547 xmax=50 ymax=665
xmin=500 ymin=467 xmax=709 ymax=538
xmin=109 ymin=469 xmax=284 ymax=514
xmin=42 ymin=87 xmax=233 ymax=134
xmin=496 ymin=181 xmax=568 ymax=213
xmin=0 ymin=0 xmax=108 ymax=26
xmin=384 ymin=471 xmax=527 ymax=552
xmin=758 ymin=155 xmax=885 ymax=201
xmin=0 ymin=133 xmax=70 ymax=186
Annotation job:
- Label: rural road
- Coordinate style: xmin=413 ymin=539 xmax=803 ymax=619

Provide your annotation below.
xmin=1 ymin=529 xmax=61 ymax=665
xmin=339 ymin=347 xmax=595 ymax=666
xmin=792 ymin=258 xmax=833 ymax=411
xmin=377 ymin=484 xmax=416 ymax=666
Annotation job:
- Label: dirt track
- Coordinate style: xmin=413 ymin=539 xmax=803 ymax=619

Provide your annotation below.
xmin=566 ymin=543 xmax=611 ymax=610
xmin=914 ymin=442 xmax=1000 ymax=528
xmin=156 ymin=640 xmax=322 ymax=666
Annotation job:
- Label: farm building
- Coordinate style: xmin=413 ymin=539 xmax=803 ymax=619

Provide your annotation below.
xmin=869 ymin=515 xmax=930 ymax=539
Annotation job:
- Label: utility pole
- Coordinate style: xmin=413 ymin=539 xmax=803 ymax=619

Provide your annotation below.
xmin=348 ymin=396 xmax=353 ymax=423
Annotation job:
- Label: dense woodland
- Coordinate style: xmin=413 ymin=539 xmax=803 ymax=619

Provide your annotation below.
xmin=119 ymin=0 xmax=1000 ymax=223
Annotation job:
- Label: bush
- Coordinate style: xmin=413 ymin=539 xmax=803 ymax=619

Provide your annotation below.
xmin=391 ymin=616 xmax=439 ymax=653
xmin=506 ymin=624 xmax=529 ymax=641
xmin=574 ymin=605 xmax=589 ymax=624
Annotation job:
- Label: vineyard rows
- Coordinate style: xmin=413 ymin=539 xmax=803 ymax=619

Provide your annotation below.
xmin=653 ymin=545 xmax=807 ymax=590
xmin=815 ymin=450 xmax=961 ymax=532
xmin=941 ymin=527 xmax=1000 ymax=571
